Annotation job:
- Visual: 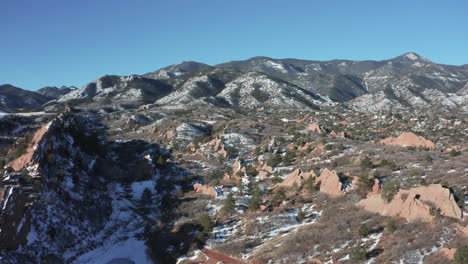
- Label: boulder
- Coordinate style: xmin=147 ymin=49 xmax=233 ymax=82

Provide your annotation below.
xmin=315 ymin=168 xmax=343 ymax=197
xmin=193 ymin=183 xmax=217 ymax=197
xmin=8 ymin=121 xmax=54 ymax=172
xmin=357 ymin=184 xmax=462 ymax=222
xmin=379 ymin=132 xmax=435 ymax=149
xmin=306 ymin=123 xmax=321 ymax=133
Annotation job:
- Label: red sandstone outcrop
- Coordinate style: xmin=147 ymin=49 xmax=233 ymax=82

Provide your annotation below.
xmin=298 ymin=143 xmax=312 ymax=152
xmin=315 ymin=168 xmax=343 ymax=197
xmin=276 ymin=169 xmax=316 ymax=188
xmin=193 ymin=183 xmax=217 ymax=197
xmin=369 ymin=179 xmax=381 ymax=196
xmin=306 ymin=123 xmax=321 ymax=133
xmin=209 ymin=137 xmax=228 ymax=158
xmin=8 ymin=121 xmax=53 ymax=172
xmin=456 ymin=224 xmax=468 ymax=237
xmin=438 ymin=248 xmax=457 ymax=260
xmin=307 ymin=259 xmax=324 ymax=264
xmin=357 ymin=184 xmax=462 ymax=222
xmin=330 ymin=131 xmax=345 ymax=138
xmin=379 ymin=132 xmax=435 ymax=149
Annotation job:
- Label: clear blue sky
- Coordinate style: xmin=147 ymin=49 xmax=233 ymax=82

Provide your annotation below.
xmin=1 ymin=0 xmax=467 ymax=90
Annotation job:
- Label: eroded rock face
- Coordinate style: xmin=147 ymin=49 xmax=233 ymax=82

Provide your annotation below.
xmin=314 ymin=168 xmax=343 ymax=197
xmin=0 ymin=186 xmax=30 ymax=250
xmin=193 ymin=183 xmax=217 ymax=197
xmin=379 ymin=132 xmax=435 ymax=149
xmin=276 ymin=169 xmax=316 ymax=188
xmin=8 ymin=121 xmax=54 ymax=171
xmin=357 ymin=184 xmax=462 ymax=222
xmin=369 ymin=179 xmax=381 ymax=196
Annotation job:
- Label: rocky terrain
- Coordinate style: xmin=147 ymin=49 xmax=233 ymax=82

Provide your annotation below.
xmin=0 ymin=53 xmax=467 ymax=264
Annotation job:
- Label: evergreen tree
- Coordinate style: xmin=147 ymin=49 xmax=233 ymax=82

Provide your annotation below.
xmin=222 ymin=193 xmax=236 ymax=213
xmin=141 ymin=187 xmax=152 ymax=205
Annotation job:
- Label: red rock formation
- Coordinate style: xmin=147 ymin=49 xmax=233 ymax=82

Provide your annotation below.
xmin=330 ymin=131 xmax=345 ymax=138
xmin=456 ymin=224 xmax=468 ymax=237
xmin=438 ymin=248 xmax=457 ymax=260
xmin=379 ymin=132 xmax=435 ymax=149
xmin=298 ymin=143 xmax=312 ymax=152
xmin=368 ymin=179 xmax=381 ymax=196
xmin=186 ymin=143 xmax=197 ymax=153
xmin=8 ymin=121 xmax=53 ymax=172
xmin=307 ymin=258 xmax=323 ymax=264
xmin=223 ymin=173 xmax=242 ymax=183
xmin=193 ymin=183 xmax=217 ymax=197
xmin=357 ymin=184 xmax=462 ymax=222
xmin=276 ymin=169 xmax=316 ymax=188
xmin=258 ymin=171 xmax=269 ymax=180
xmin=306 ymin=122 xmax=321 ymax=133
xmin=163 ymin=130 xmax=175 ymax=140
xmin=315 ymin=168 xmax=342 ymax=197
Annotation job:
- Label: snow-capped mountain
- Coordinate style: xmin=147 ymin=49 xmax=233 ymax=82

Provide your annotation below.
xmin=57 ymin=75 xmax=173 ymax=104
xmin=143 ymin=61 xmax=210 ymax=80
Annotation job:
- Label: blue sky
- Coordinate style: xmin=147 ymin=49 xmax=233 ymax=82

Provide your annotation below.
xmin=1 ymin=0 xmax=467 ymax=90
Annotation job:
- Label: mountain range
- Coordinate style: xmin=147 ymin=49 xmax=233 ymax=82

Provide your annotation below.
xmin=2 ymin=52 xmax=467 ymax=113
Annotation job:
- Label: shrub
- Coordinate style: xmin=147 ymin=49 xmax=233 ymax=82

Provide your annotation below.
xmin=358 ymin=224 xmax=370 ymax=237
xmin=282 ymin=150 xmax=296 ymax=165
xmin=455 ymin=246 xmax=468 ymax=264
xmin=450 ymin=149 xmax=461 ymax=157
xmin=272 ymin=188 xmax=286 ymax=207
xmin=272 ymin=172 xmax=282 ymax=184
xmin=245 ymin=164 xmax=258 ymax=177
xmin=267 ymin=153 xmax=282 ymax=167
xmin=382 ymin=180 xmax=400 ymax=203
xmin=387 ymin=220 xmax=397 ymax=233
xmin=350 ymin=245 xmax=367 ymax=261
xmin=357 ymin=174 xmax=374 ymax=197
xmin=360 ymin=156 xmax=374 ymax=170
xmin=303 ymin=176 xmax=318 ymax=193
xmin=297 ymin=209 xmax=305 ymax=223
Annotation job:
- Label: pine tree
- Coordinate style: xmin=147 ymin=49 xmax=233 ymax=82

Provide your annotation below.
xmin=222 ymin=193 xmax=236 ymax=213
xmin=141 ymin=188 xmax=152 ymax=205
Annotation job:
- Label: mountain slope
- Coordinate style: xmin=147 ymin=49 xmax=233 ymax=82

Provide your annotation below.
xmin=58 ymin=75 xmax=173 ymax=104
xmin=37 ymin=86 xmax=77 ymax=100
xmin=143 ymin=61 xmax=210 ymax=80
xmin=155 ymin=68 xmax=324 ymax=110
xmin=0 ymin=84 xmax=50 ymax=111
xmin=216 ymin=53 xmax=468 ymax=109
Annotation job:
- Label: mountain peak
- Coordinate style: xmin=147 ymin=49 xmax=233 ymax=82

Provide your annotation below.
xmin=394 ymin=52 xmax=431 ymax=63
